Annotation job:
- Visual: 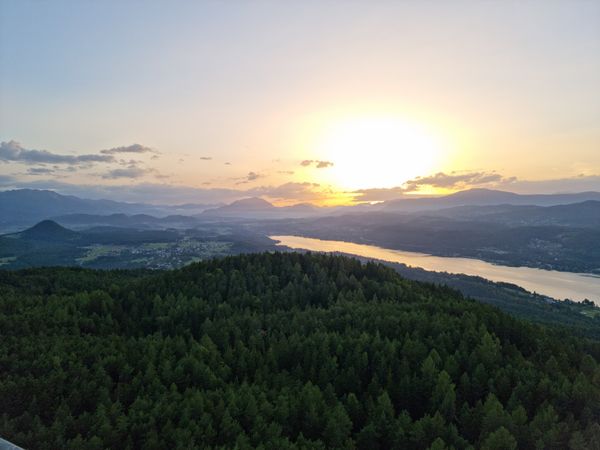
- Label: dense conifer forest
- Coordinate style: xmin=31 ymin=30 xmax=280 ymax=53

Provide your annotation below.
xmin=0 ymin=253 xmax=599 ymax=449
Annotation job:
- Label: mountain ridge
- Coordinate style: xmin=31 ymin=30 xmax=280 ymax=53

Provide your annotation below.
xmin=3 ymin=188 xmax=600 ymax=230
xmin=382 ymin=188 xmax=600 ymax=212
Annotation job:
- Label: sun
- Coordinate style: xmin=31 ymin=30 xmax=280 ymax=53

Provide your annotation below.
xmin=313 ymin=116 xmax=444 ymax=190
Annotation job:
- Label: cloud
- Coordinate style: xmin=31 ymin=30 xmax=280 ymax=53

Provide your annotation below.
xmin=351 ymin=186 xmax=411 ymax=202
xmin=118 ymin=159 xmax=141 ymax=166
xmin=300 ymin=160 xmax=334 ymax=169
xmin=199 ymin=156 xmax=212 ymax=161
xmin=0 ymin=140 xmax=114 ymax=165
xmin=27 ymin=167 xmax=55 ymax=175
xmin=236 ymin=171 xmax=263 ymax=184
xmin=351 ymin=172 xmax=600 ymax=203
xmin=316 ymin=160 xmax=334 ymax=168
xmin=248 ymin=182 xmax=323 ymax=202
xmin=404 ymin=171 xmax=512 ymax=191
xmin=352 ymin=171 xmax=517 ymax=202
xmin=278 ymin=170 xmax=295 ymax=175
xmin=102 ymin=164 xmax=150 ymax=179
xmin=100 ymin=144 xmax=157 ymax=155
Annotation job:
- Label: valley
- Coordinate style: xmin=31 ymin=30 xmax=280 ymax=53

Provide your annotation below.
xmin=0 ymin=219 xmax=279 ymax=270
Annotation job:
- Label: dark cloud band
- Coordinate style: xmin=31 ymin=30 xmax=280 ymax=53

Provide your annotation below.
xmin=0 ymin=140 xmax=114 ymax=165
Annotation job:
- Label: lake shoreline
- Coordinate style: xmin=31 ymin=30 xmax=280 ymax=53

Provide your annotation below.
xmin=271 ymin=235 xmax=600 ymax=304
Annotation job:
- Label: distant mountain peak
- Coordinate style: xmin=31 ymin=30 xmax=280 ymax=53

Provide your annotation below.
xmin=228 ymin=197 xmax=275 ymax=209
xmin=20 ymin=220 xmax=78 ymax=241
xmin=28 ymin=219 xmax=68 ymax=231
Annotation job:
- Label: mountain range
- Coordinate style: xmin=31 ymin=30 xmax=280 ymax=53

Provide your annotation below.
xmin=0 ymin=189 xmax=217 ymax=231
xmin=3 ymin=187 xmax=600 ymax=234
xmin=200 ymin=197 xmax=324 ymax=219
xmin=381 ymin=188 xmax=600 ymax=212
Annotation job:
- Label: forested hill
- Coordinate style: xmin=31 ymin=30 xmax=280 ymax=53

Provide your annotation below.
xmin=0 ymin=253 xmax=599 ymax=449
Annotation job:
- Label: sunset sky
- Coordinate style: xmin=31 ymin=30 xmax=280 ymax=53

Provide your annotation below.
xmin=1 ymin=0 xmax=599 ymax=205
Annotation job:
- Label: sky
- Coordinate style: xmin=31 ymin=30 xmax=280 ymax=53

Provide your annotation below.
xmin=1 ymin=0 xmax=599 ymax=205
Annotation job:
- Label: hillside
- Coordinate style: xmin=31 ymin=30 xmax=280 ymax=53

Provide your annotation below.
xmin=342 ymin=255 xmax=600 ymax=339
xmin=0 ymin=221 xmax=281 ymax=270
xmin=0 ymin=253 xmax=598 ymax=449
xmin=19 ymin=220 xmax=80 ymax=241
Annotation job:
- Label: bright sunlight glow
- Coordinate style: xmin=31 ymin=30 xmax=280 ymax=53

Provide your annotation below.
xmin=314 ymin=116 xmax=444 ymax=190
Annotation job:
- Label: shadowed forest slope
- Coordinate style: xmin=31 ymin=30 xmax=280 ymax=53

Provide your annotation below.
xmin=0 ymin=253 xmax=599 ymax=449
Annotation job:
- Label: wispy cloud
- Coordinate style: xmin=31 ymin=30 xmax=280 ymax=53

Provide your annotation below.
xmin=236 ymin=171 xmax=263 ymax=184
xmin=301 ymin=160 xmax=334 ymax=169
xmin=316 ymin=161 xmax=334 ymax=169
xmin=248 ymin=182 xmax=323 ymax=202
xmin=0 ymin=140 xmax=114 ymax=165
xmin=102 ymin=166 xmax=150 ymax=179
xmin=351 ymin=173 xmax=600 ymax=202
xmin=100 ymin=144 xmax=158 ymax=155
xmin=404 ymin=171 xmax=514 ymax=191
xmin=118 ymin=159 xmax=141 ymax=166
xmin=102 ymin=160 xmax=154 ymax=179
xmin=27 ymin=167 xmax=55 ymax=175
xmin=352 ymin=171 xmax=516 ymax=202
xmin=351 ymin=186 xmax=410 ymax=202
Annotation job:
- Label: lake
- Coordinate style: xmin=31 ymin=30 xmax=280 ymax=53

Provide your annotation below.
xmin=271 ymin=235 xmax=600 ymax=304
